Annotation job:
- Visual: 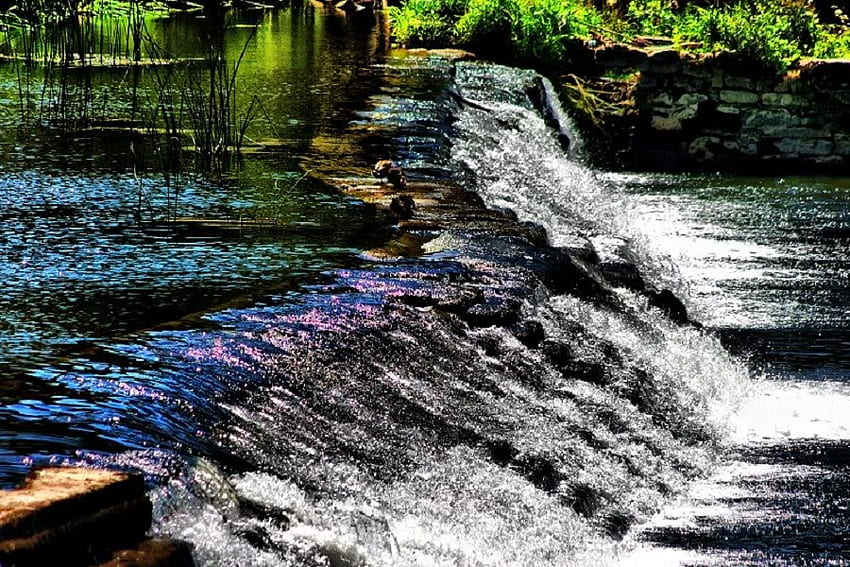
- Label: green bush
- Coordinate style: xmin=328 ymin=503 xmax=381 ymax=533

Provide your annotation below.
xmin=390 ymin=0 xmax=850 ymax=72
xmin=815 ymin=29 xmax=850 ymax=58
xmin=388 ymin=0 xmax=466 ymax=46
xmin=814 ymin=6 xmax=850 ymax=58
xmin=692 ymin=3 xmax=803 ymax=72
xmin=511 ymin=0 xmax=603 ymax=61
xmin=625 ymin=0 xmax=823 ymax=73
xmin=454 ymin=0 xmax=511 ymax=52
xmin=624 ymin=0 xmax=679 ymax=37
xmin=391 ymin=0 xmax=602 ymax=65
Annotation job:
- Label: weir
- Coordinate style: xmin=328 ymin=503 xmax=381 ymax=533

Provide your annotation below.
xmin=1 ymin=7 xmax=848 ymax=567
xmin=137 ymin=54 xmax=748 ymax=565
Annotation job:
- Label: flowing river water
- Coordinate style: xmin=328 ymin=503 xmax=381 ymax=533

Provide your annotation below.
xmin=0 ymin=6 xmax=848 ymax=567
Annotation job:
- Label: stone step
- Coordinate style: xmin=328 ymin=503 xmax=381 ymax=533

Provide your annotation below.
xmin=0 ymin=467 xmax=193 ymax=567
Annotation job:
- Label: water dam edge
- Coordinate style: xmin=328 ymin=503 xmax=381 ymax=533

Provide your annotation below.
xmin=2 ymin=49 xmax=742 ymax=566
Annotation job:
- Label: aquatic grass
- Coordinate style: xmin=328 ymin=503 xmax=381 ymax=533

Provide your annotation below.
xmin=0 ymin=0 xmax=150 ymax=126
xmin=138 ymin=9 xmax=267 ymax=199
xmin=0 ymin=0 xmax=263 ymax=182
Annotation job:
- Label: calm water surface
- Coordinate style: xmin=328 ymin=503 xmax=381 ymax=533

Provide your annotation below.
xmin=0 ymin=7 xmax=390 ymax=483
xmin=0 ymin=8 xmax=388 ymax=371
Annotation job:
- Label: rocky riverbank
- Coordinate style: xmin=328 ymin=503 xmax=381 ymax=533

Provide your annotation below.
xmin=566 ymin=41 xmax=850 ymax=173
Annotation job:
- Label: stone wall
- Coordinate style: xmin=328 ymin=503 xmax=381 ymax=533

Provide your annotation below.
xmin=574 ymin=44 xmax=850 ymax=173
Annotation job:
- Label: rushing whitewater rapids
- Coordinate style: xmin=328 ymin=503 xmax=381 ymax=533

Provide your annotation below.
xmin=451 ymin=63 xmax=850 ymax=565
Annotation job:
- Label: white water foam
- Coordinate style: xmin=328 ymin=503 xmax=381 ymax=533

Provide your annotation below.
xmin=449 ymin=65 xmax=850 ymax=566
xmin=451 ymin=63 xmax=850 ymax=566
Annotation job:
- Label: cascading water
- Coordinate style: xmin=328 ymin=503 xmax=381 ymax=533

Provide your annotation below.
xmin=451 ymin=63 xmax=850 ymax=565
xmin=124 ymin=60 xmax=752 ymax=566
xmin=3 ymin=9 xmax=842 ymax=564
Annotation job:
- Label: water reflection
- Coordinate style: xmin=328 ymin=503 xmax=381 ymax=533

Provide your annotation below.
xmin=0 ymin=7 xmax=391 ymax=373
xmin=0 ymin=5 xmax=393 ymax=491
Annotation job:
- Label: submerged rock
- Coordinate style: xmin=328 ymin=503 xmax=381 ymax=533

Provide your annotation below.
xmin=389 ymin=195 xmax=416 ymax=219
xmin=510 ymin=319 xmax=545 ymax=348
xmin=461 ymin=297 xmax=522 ymax=328
xmin=590 ymin=235 xmax=647 ymax=292
xmin=647 ymin=288 xmax=691 ymax=326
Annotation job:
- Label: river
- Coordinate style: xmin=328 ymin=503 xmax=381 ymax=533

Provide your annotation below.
xmin=0 ymin=4 xmax=848 ymax=567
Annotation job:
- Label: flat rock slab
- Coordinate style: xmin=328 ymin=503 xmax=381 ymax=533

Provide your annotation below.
xmin=0 ymin=467 xmax=152 ymax=566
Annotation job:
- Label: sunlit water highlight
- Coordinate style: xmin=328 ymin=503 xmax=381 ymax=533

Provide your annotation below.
xmin=451 ymin=62 xmax=850 ymax=565
xmin=135 ymin=58 xmax=754 ymax=566
xmin=2 ymin=9 xmax=847 ymax=566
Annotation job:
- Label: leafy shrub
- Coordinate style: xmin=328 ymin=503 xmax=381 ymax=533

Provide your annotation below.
xmin=391 ymin=0 xmax=602 ymax=65
xmin=814 ymin=7 xmax=850 ymax=58
xmin=691 ymin=3 xmax=801 ymax=72
xmin=454 ymin=0 xmax=512 ymax=52
xmin=815 ymin=28 xmax=850 ymax=58
xmin=624 ymin=0 xmax=680 ymax=37
xmin=389 ymin=0 xmax=467 ymax=46
xmin=390 ymin=0 xmax=850 ymax=72
xmin=511 ymin=0 xmax=604 ymax=61
xmin=625 ymin=0 xmax=823 ymax=73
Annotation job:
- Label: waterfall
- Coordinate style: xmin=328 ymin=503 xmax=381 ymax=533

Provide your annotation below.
xmin=121 ymin=57 xmax=753 ymax=566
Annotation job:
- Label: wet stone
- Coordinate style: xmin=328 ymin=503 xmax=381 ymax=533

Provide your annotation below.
xmin=591 ymin=235 xmax=646 ymax=291
xmin=510 ymin=320 xmax=545 ymax=349
xmin=541 ymin=339 xmax=574 ymax=368
xmin=461 ymin=297 xmax=522 ymax=328
xmin=389 ymin=195 xmax=416 ymax=219
xmin=561 ymin=482 xmax=607 ymax=518
xmin=434 ymin=287 xmax=483 ymax=313
xmin=96 ymin=539 xmax=196 ymax=567
xmin=395 ymin=294 xmax=440 ymax=308
xmin=562 ymin=360 xmax=609 ymax=386
xmin=557 ymin=237 xmax=599 ymax=264
xmin=485 ymin=439 xmax=518 ymax=466
xmin=602 ymin=509 xmax=637 ymax=540
xmin=516 ymin=454 xmax=563 ymax=494
xmin=646 ymin=288 xmax=691 ymax=325
xmin=0 ymin=467 xmax=193 ymax=567
xmin=238 ymin=496 xmax=291 ymax=529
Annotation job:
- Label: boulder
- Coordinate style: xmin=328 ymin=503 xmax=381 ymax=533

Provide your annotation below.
xmin=0 ymin=467 xmax=194 ymax=567
xmin=646 ymin=289 xmax=690 ymax=325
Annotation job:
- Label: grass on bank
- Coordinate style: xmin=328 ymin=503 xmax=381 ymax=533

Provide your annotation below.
xmin=389 ymin=0 xmax=850 ymax=73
